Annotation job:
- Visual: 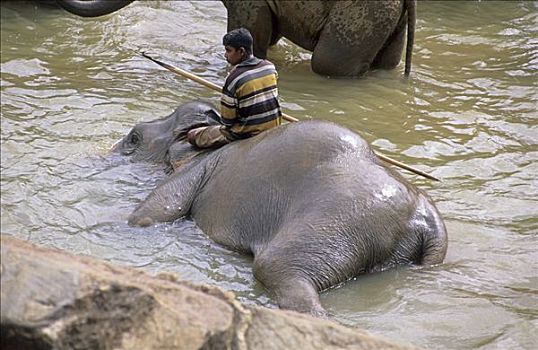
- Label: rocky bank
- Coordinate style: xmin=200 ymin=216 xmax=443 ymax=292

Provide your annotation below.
xmin=1 ymin=235 xmax=417 ymax=349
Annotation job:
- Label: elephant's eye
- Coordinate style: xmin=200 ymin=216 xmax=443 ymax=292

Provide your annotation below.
xmin=130 ymin=133 xmax=140 ymax=144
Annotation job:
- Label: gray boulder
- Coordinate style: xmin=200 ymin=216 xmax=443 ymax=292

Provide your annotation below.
xmin=1 ymin=235 xmax=418 ymax=350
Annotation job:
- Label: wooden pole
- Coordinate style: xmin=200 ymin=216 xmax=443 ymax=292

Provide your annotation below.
xmin=140 ymin=53 xmax=299 ymax=123
xmin=139 ymin=52 xmax=439 ymax=181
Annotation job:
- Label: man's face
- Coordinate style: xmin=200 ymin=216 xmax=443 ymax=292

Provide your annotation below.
xmin=224 ymin=46 xmax=245 ymax=65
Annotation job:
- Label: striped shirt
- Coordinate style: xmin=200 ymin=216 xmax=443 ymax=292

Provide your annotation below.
xmin=220 ymin=57 xmax=282 ymax=139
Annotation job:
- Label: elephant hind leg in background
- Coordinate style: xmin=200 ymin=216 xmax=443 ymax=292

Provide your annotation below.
xmin=372 ymin=0 xmax=415 ymax=76
xmin=311 ymin=0 xmax=415 ymax=77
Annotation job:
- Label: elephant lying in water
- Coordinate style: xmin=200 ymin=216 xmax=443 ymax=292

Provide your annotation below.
xmin=114 ymin=101 xmax=448 ymax=317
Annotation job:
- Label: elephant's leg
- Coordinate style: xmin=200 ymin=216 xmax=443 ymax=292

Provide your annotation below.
xmin=253 ymin=252 xmax=327 ymax=317
xmin=311 ymin=23 xmax=375 ymax=77
xmin=252 ymin=230 xmax=333 ymax=317
xmin=311 ymin=10 xmax=385 ymax=76
xmin=311 ymin=1 xmax=403 ymax=77
xmin=224 ymin=1 xmax=275 ymax=59
xmin=128 ymin=162 xmax=206 ymax=227
xmin=371 ymin=14 xmax=406 ymax=71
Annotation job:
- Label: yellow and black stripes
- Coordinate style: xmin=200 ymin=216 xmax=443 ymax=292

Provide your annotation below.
xmin=220 ymin=57 xmax=281 ymax=139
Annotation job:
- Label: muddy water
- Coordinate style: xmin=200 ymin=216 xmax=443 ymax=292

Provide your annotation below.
xmin=1 ymin=1 xmax=536 ymax=348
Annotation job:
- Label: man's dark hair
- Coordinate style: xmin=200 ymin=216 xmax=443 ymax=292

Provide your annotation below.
xmin=222 ymin=28 xmax=253 ymax=55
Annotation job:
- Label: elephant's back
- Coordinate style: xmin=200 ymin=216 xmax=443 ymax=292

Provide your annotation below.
xmin=236 ymin=120 xmax=376 ymax=165
xmin=203 ymin=119 xmax=414 ymax=210
xmin=192 ymin=120 xmax=415 ymax=250
xmin=217 ymin=120 xmax=383 ymax=197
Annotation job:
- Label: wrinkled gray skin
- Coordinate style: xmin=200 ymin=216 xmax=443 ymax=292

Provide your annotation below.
xmin=120 ymin=103 xmax=448 ymax=317
xmin=112 ymin=101 xmax=218 ymax=168
xmin=56 ymin=0 xmax=415 ymax=77
xmin=223 ymin=0 xmax=415 ymax=77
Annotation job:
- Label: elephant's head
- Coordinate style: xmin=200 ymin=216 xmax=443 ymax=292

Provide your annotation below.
xmin=112 ymin=101 xmax=219 ymax=168
xmin=55 ymin=0 xmax=134 ymax=17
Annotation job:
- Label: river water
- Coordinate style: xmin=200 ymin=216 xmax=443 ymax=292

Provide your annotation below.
xmin=1 ymin=1 xmax=537 ymax=348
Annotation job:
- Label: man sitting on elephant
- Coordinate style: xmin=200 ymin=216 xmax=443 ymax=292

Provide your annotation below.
xmin=187 ymin=28 xmax=282 ymax=149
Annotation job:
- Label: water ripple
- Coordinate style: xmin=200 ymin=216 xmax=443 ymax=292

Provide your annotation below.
xmin=1 ymin=1 xmax=537 ymax=349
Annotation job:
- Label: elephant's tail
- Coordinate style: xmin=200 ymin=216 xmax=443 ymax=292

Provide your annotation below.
xmin=404 ymin=0 xmax=416 ymax=77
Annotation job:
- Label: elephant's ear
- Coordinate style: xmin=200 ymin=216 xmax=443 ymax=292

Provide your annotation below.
xmin=144 ymin=135 xmax=174 ymax=163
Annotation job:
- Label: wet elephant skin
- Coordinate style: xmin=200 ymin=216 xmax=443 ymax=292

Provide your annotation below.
xmin=125 ymin=117 xmax=448 ymax=317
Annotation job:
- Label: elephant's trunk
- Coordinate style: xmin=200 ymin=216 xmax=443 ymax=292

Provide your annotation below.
xmin=404 ymin=0 xmax=416 ymax=76
xmin=55 ymin=0 xmax=134 ymax=17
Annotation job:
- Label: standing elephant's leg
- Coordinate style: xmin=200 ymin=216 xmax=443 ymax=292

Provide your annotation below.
xmin=372 ymin=0 xmax=415 ymax=75
xmin=311 ymin=1 xmax=404 ymax=77
xmin=371 ymin=17 xmax=406 ymax=71
xmin=224 ymin=1 xmax=275 ymax=59
xmin=311 ymin=2 xmax=383 ymax=77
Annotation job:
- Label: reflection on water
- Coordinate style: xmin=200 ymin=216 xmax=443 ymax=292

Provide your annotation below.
xmin=1 ymin=1 xmax=537 ymax=349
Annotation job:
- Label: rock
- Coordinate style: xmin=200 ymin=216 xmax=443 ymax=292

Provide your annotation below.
xmin=0 ymin=235 xmax=418 ymax=350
